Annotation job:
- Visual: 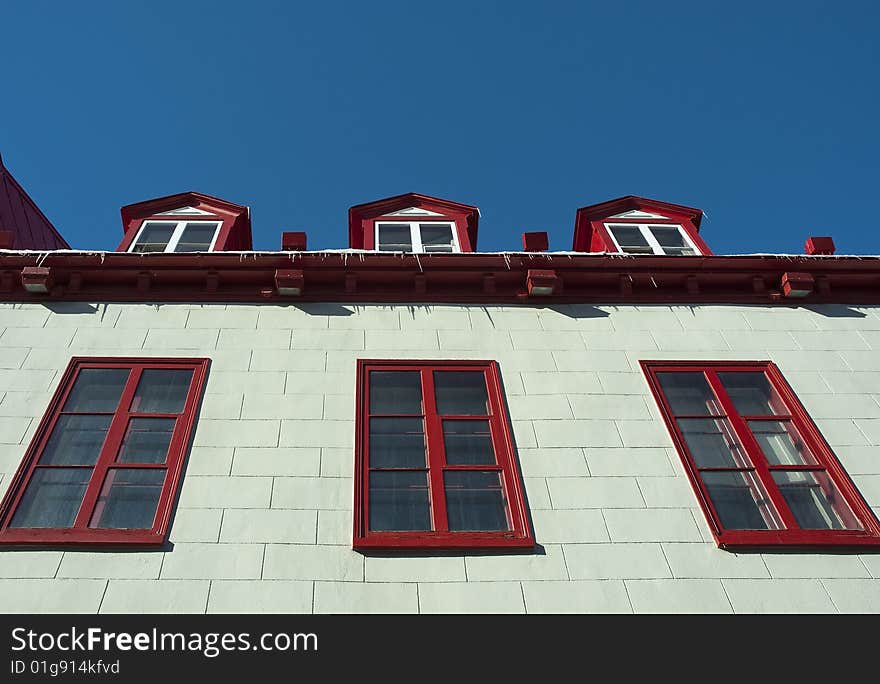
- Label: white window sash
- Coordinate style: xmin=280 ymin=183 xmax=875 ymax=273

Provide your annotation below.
xmin=129 ymin=221 xmax=222 ymax=253
xmin=605 ymin=223 xmax=700 ymax=256
xmin=375 ymin=221 xmax=460 ymax=253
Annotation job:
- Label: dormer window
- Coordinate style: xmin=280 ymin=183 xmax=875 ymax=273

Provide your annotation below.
xmin=128 ymin=220 xmax=222 ymax=253
xmin=118 ymin=193 xmax=252 ymax=253
xmin=375 ymin=221 xmax=459 ymax=253
xmin=573 ymin=197 xmax=712 ymax=256
xmin=349 ymin=193 xmax=479 ymax=252
xmin=605 ymin=223 xmax=700 ymax=256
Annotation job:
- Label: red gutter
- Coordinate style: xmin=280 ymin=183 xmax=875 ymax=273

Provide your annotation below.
xmin=1 ymin=251 xmax=879 ymax=304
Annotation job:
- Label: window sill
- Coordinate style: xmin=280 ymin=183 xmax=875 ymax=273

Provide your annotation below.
xmin=0 ymin=529 xmax=167 ymax=547
xmin=716 ymin=530 xmax=880 ymax=550
xmin=354 ymin=531 xmax=535 ymax=551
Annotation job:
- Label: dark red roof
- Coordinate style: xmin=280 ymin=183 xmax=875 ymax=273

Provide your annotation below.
xmin=0 ymin=154 xmax=70 ymax=250
xmin=119 ymin=191 xmax=249 ymax=230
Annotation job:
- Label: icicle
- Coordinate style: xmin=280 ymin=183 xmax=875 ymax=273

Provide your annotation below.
xmin=36 ymin=251 xmax=50 ymax=267
xmin=414 ymin=253 xmax=423 ymax=273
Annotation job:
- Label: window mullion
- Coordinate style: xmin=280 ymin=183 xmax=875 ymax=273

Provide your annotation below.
xmin=164 ymin=221 xmax=186 ymax=253
xmin=422 ymin=368 xmax=448 ymax=532
xmin=410 ymin=222 xmax=423 ymax=253
xmin=641 ymin=224 xmax=665 ymax=255
xmin=72 ymin=367 xmax=143 ymax=529
xmin=705 ymin=369 xmax=799 ymax=530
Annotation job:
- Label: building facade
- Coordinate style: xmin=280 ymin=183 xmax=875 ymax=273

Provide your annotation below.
xmin=0 ymin=161 xmax=879 ymax=613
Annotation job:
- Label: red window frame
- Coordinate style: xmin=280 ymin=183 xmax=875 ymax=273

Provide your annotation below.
xmin=353 ymin=359 xmax=534 ymax=550
xmin=642 ymin=360 xmax=880 ymax=549
xmin=0 ymin=357 xmax=210 ymax=546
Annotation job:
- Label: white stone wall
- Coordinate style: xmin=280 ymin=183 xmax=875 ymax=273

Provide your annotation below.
xmin=1 ymin=300 xmax=879 ymax=614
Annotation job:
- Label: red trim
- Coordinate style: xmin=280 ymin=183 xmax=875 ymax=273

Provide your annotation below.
xmin=348 ymin=193 xmax=479 ymax=252
xmin=641 ymin=360 xmax=880 ymax=549
xmin=1 ymin=251 xmax=877 ymax=304
xmin=0 ymin=357 xmax=210 ymax=547
xmin=353 ymin=359 xmax=533 ymax=550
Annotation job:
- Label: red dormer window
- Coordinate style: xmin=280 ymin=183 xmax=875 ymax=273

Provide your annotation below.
xmin=573 ymin=196 xmax=712 ymax=256
xmin=117 ymin=192 xmax=252 ymax=253
xmin=349 ymin=193 xmax=479 ymax=253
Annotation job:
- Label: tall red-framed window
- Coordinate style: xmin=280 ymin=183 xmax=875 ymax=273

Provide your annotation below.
xmin=354 ymin=360 xmax=533 ymax=550
xmin=0 ymin=357 xmax=210 ymax=546
xmin=642 ymin=360 xmax=880 ymax=548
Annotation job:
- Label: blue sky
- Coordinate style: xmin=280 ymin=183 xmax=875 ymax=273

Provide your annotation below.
xmin=2 ymin=1 xmax=878 ymax=255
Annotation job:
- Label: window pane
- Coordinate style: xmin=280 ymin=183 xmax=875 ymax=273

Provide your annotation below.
xmin=702 ymin=471 xmax=782 ymax=530
xmin=656 ymin=372 xmax=718 ymax=415
xmin=63 ymin=368 xmax=129 ymax=413
xmin=443 ymin=420 xmax=495 ymax=465
xmin=650 ymin=226 xmax=696 ymax=255
xmin=117 ymin=418 xmax=176 ymax=464
xmin=748 ymin=420 xmax=818 ymax=466
xmin=369 ymin=471 xmax=431 ymax=531
xmin=444 ymin=471 xmax=509 ymax=531
xmin=174 ymin=223 xmax=217 ymax=252
xmin=377 ymin=224 xmax=413 ymax=252
xmin=608 ymin=225 xmax=652 ymax=254
xmin=718 ymin=372 xmax=786 ymax=416
xmin=9 ymin=468 xmax=91 ymax=528
xmin=434 ymin=371 xmax=489 ymax=415
xmin=369 ymin=371 xmax=422 ymax=414
xmin=90 ymin=469 xmax=166 ymax=529
xmin=369 ymin=417 xmax=426 ymax=468
xmin=772 ymin=471 xmax=863 ymax=530
xmin=131 ymin=223 xmax=174 ymax=252
xmin=39 ymin=415 xmax=112 ymax=465
xmin=678 ymin=418 xmax=751 ymax=468
xmin=420 ymin=224 xmax=454 ymax=252
xmin=132 ymin=369 xmax=193 ymax=413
